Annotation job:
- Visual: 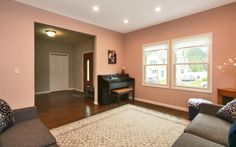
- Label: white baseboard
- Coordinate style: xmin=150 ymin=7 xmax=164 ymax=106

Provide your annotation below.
xmin=94 ymin=101 xmax=98 ymax=105
xmin=35 ymin=91 xmax=50 ymax=95
xmin=74 ymin=88 xmax=83 ymax=92
xmin=68 ymin=88 xmax=84 ymax=92
xmin=135 ymin=97 xmax=188 ymax=112
xmin=35 ymin=88 xmax=80 ymax=95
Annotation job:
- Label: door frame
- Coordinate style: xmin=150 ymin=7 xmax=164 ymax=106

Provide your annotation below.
xmin=49 ymin=52 xmax=69 ymax=92
xmin=82 ymin=51 xmax=94 ymax=92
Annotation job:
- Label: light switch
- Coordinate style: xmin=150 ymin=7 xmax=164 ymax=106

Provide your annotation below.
xmin=14 ymin=68 xmax=20 ymax=74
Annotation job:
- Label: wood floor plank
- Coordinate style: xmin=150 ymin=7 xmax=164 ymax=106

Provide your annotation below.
xmin=35 ymin=90 xmax=188 ymax=129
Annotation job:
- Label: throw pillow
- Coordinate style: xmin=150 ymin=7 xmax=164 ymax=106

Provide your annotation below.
xmin=228 ymin=121 xmax=236 ymax=147
xmin=217 ymin=99 xmax=236 ymax=123
xmin=0 ymin=98 xmax=15 ymax=133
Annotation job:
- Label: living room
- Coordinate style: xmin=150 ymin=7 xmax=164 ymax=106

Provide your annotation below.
xmin=1 ymin=0 xmax=236 ymax=147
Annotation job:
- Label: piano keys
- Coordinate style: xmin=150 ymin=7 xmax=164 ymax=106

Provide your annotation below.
xmin=98 ymin=74 xmax=135 ymax=105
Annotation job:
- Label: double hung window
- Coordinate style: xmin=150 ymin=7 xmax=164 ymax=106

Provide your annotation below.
xmin=142 ymin=33 xmax=212 ymax=93
xmin=143 ymin=41 xmax=169 ymax=87
xmin=172 ymin=33 xmax=212 ymax=92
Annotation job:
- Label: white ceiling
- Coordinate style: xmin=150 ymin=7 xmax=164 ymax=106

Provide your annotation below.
xmin=16 ymin=0 xmax=236 ymax=33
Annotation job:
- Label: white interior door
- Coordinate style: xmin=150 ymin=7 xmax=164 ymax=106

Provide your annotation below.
xmin=50 ymin=53 xmax=69 ymax=92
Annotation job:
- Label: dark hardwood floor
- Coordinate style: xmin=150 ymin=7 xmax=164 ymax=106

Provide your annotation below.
xmin=35 ymin=90 xmax=188 ymax=129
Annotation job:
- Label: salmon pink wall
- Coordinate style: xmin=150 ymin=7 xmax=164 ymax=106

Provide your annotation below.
xmin=1 ymin=0 xmax=236 ymax=110
xmin=124 ymin=3 xmax=236 ymax=110
xmin=0 ymin=0 xmax=124 ymax=109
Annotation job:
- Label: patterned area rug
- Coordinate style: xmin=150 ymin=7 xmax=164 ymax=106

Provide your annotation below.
xmin=51 ymin=104 xmax=189 ymax=147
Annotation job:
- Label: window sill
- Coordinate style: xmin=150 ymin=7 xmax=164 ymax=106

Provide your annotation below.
xmin=172 ymin=86 xmax=213 ymax=94
xmin=142 ymin=83 xmax=213 ymax=93
xmin=142 ymin=83 xmax=170 ymax=89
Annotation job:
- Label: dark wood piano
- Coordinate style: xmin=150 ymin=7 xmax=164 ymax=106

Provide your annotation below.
xmin=98 ymin=74 xmax=135 ymax=105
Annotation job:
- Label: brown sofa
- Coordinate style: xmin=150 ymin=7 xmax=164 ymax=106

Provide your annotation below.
xmin=0 ymin=107 xmax=58 ymax=147
xmin=172 ymin=103 xmax=231 ymax=147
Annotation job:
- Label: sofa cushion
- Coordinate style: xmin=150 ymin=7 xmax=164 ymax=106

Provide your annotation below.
xmin=172 ymin=133 xmax=225 ymax=147
xmin=0 ymin=98 xmax=15 ymax=133
xmin=0 ymin=118 xmax=56 ymax=147
xmin=184 ymin=113 xmax=231 ymax=146
xmin=229 ymin=121 xmax=236 ymax=147
xmin=217 ymin=99 xmax=236 ymax=123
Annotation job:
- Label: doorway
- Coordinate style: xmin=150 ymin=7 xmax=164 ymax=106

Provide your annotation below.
xmin=35 ymin=23 xmax=96 ymax=126
xmin=35 ymin=22 xmax=95 ymax=94
xmin=83 ymin=52 xmax=94 ymax=92
xmin=49 ymin=53 xmax=69 ymax=92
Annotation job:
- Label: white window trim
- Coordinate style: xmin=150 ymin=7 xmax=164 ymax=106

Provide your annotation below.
xmin=170 ymin=33 xmax=213 ymax=93
xmin=142 ymin=40 xmax=170 ymax=89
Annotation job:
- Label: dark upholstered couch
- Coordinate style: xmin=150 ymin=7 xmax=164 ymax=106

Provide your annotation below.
xmin=0 ymin=107 xmax=58 ymax=147
xmin=172 ymin=103 xmax=231 ymax=147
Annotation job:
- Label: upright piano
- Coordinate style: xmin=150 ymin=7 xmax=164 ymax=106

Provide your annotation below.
xmin=98 ymin=74 xmax=135 ymax=105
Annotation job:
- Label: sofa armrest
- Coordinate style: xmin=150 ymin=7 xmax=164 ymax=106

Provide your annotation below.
xmin=13 ymin=106 xmax=38 ymax=123
xmin=199 ymin=103 xmax=223 ymax=116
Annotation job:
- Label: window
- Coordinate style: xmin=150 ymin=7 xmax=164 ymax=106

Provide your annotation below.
xmin=86 ymin=59 xmax=90 ymax=81
xmin=172 ymin=33 xmax=212 ymax=93
xmin=143 ymin=41 xmax=169 ymax=87
xmin=142 ymin=33 xmax=213 ymax=93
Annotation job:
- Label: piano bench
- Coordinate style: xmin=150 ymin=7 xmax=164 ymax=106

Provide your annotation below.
xmin=112 ymin=88 xmax=134 ymax=103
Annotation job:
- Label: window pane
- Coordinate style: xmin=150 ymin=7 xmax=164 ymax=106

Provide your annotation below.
xmin=145 ymin=50 xmax=167 ymax=64
xmin=144 ymin=43 xmax=168 ymax=52
xmin=175 ymin=64 xmax=208 ymax=88
xmin=175 ymin=46 xmax=209 ymax=63
xmin=173 ymin=35 xmax=211 ymax=49
xmin=87 ymin=60 xmax=90 ymax=81
xmin=145 ymin=65 xmax=167 ymax=85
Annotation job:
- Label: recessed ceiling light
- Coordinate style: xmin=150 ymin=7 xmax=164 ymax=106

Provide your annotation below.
xmin=92 ymin=6 xmax=99 ymax=12
xmin=155 ymin=7 xmax=162 ymax=12
xmin=123 ymin=19 xmax=129 ymax=24
xmin=45 ymin=30 xmax=56 ymax=37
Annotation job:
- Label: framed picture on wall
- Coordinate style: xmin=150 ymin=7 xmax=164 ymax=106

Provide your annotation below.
xmin=108 ymin=50 xmax=117 ymax=64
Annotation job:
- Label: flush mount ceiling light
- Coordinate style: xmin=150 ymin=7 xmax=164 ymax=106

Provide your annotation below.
xmin=123 ymin=19 xmax=129 ymax=24
xmin=155 ymin=6 xmax=162 ymax=12
xmin=45 ymin=30 xmax=56 ymax=37
xmin=92 ymin=6 xmax=99 ymax=12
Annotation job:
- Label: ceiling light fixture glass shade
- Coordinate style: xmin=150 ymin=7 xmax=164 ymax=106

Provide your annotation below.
xmin=123 ymin=19 xmax=129 ymax=24
xmin=92 ymin=6 xmax=99 ymax=12
xmin=45 ymin=30 xmax=56 ymax=37
xmin=155 ymin=7 xmax=162 ymax=12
